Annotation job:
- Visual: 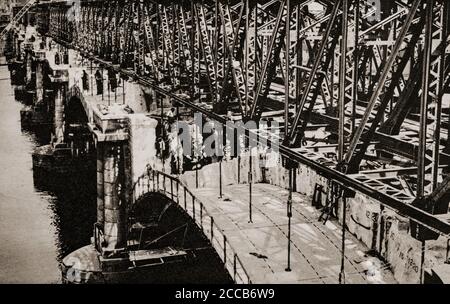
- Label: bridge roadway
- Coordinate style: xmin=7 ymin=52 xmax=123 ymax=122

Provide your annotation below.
xmin=136 ymin=170 xmax=396 ymax=284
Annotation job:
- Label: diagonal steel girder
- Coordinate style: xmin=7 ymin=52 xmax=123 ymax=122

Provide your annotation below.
xmin=345 ymin=12 xmax=426 ymax=174
xmin=249 ymin=0 xmax=287 ymax=119
xmin=286 ymin=0 xmax=342 ymax=146
xmin=343 ymin=0 xmax=422 ymax=168
xmin=217 ymin=2 xmax=246 ymax=109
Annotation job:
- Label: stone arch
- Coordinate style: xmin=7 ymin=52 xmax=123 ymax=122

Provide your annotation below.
xmin=65 ymin=95 xmax=87 ymax=125
xmin=65 ymin=85 xmax=88 ymax=125
xmin=131 ymin=168 xmax=251 ymax=283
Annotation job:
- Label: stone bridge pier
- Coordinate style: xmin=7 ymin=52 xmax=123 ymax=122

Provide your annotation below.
xmin=19 ymin=37 xmax=52 ymax=130
xmin=91 ymin=109 xmax=159 ymax=253
xmin=95 ymin=139 xmax=129 ymax=256
xmin=50 ymin=69 xmax=68 ymax=143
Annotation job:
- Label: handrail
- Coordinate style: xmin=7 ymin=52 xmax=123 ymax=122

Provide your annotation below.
xmin=132 ymin=165 xmax=252 ymax=284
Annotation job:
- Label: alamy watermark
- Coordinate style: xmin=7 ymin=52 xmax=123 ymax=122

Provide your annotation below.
xmin=168 ymin=112 xmax=280 ymax=163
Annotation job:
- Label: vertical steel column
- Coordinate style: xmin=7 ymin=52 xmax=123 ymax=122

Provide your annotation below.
xmin=339 ymin=196 xmax=347 ymax=284
xmin=284 ymin=0 xmax=290 ymax=137
xmin=113 ymin=0 xmax=119 ymax=64
xmin=338 ymin=0 xmax=348 ymax=163
xmin=337 ymin=0 xmax=349 ymax=283
xmin=190 ymin=0 xmax=196 ymax=101
xmin=432 ymin=1 xmax=448 ymax=189
xmin=352 ymin=0 xmax=360 ymax=133
xmin=294 ymin=5 xmax=301 ymax=113
xmin=195 ymin=130 xmax=199 ymax=188
xmin=418 ymin=0 xmax=434 ymax=285
xmin=445 ymin=3 xmax=450 ymax=152
xmin=107 ymin=72 xmax=111 ymax=106
xmin=219 ymin=158 xmax=223 ymax=198
xmin=331 ymin=47 xmax=335 ymax=110
xmin=101 ymin=66 xmax=104 ymax=101
xmin=286 ymin=168 xmax=293 ymax=272
xmin=418 ymin=0 xmax=433 ymax=198
xmin=214 ymin=0 xmax=218 ymax=106
xmin=245 ymin=0 xmax=249 ymax=118
xmin=249 ymin=148 xmax=253 ymax=223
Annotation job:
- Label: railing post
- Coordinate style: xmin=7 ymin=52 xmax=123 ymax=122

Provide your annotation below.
xmin=176 ymin=181 xmax=179 ymax=205
xmin=219 ymin=159 xmax=223 ymax=198
xmin=135 ymin=178 xmax=139 ymax=198
xmin=446 ymin=239 xmax=450 ymax=264
xmin=93 ymin=223 xmax=98 ymax=252
xmin=147 ymin=169 xmax=150 ymax=193
xmin=238 ymin=155 xmax=241 ymax=184
xmin=196 ymin=162 xmax=199 ymax=188
xmin=286 ymin=168 xmax=293 ymax=272
xmin=137 ymin=177 xmax=142 ymax=196
xmin=211 ymin=217 xmax=214 ymax=241
xmin=339 ymin=195 xmax=347 ymax=284
xmin=163 ymin=175 xmax=166 ymax=193
xmin=223 ymin=235 xmax=227 ymax=269
xmin=184 ymin=187 xmax=187 ymax=210
xmin=152 ymin=170 xmax=155 ymax=191
xmin=233 ymin=254 xmax=237 ymax=282
xmin=192 ymin=194 xmax=196 ymax=222
xmin=157 ymin=172 xmax=160 ymax=191
xmin=136 ymin=178 xmax=140 ymax=197
xmin=249 ymin=152 xmax=253 ymax=223
xmin=170 ymin=178 xmax=174 ymax=201
xmin=200 ymin=202 xmax=204 ymax=232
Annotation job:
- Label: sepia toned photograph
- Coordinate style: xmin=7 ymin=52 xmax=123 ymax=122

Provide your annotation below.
xmin=0 ymin=0 xmax=449 ymax=289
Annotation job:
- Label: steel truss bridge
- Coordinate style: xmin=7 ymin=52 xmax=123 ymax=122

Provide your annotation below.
xmin=19 ymin=0 xmax=450 ymax=240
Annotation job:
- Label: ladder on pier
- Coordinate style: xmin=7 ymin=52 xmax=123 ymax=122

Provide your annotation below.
xmin=0 ymin=0 xmax=36 ymax=41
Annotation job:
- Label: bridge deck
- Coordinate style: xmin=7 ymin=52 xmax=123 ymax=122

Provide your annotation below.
xmin=191 ymin=184 xmax=396 ymax=284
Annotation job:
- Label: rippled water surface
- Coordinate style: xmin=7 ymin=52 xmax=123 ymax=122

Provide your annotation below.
xmin=0 ymin=65 xmax=229 ymax=284
xmin=0 ymin=66 xmax=96 ymax=283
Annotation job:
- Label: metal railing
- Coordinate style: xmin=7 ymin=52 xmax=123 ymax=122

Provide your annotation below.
xmin=133 ymin=166 xmax=252 ymax=284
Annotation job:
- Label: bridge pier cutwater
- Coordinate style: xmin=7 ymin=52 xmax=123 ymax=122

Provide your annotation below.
xmin=2 ymin=0 xmax=450 ymax=284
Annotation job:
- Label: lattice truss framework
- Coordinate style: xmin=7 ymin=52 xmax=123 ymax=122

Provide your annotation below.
xmin=34 ymin=0 xmax=450 ymax=239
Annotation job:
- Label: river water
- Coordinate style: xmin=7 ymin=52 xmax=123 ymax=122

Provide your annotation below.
xmin=0 ymin=65 xmax=96 ymax=283
xmin=0 ymin=65 xmax=230 ymax=284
